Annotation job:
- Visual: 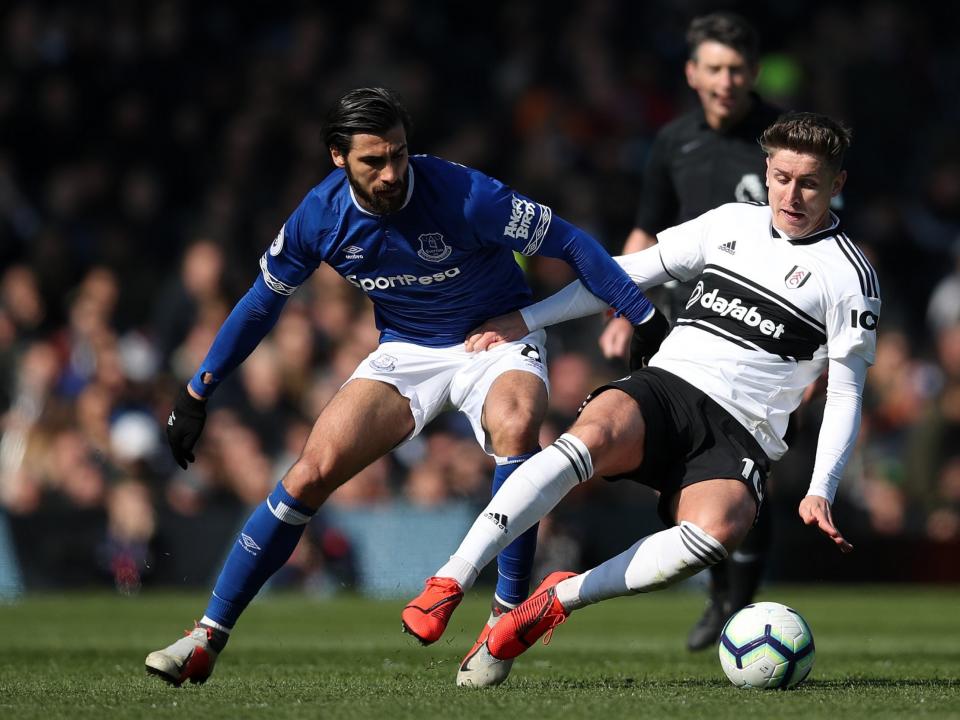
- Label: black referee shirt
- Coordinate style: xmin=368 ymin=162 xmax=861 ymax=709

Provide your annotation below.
xmin=635 ymin=95 xmax=782 ymax=234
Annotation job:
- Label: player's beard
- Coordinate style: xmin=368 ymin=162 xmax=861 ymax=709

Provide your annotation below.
xmin=345 ymin=165 xmax=408 ymax=215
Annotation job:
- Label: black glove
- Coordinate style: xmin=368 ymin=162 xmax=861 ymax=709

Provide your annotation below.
xmin=628 ymin=308 xmax=670 ymax=371
xmin=167 ymin=386 xmax=207 ymax=469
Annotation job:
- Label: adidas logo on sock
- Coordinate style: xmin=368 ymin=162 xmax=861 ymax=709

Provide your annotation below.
xmin=718 ymin=240 xmax=737 ymax=255
xmin=484 ymin=512 xmax=509 ymax=532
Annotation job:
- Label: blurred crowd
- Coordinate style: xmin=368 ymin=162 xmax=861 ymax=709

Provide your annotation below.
xmin=2 ymin=1 xmax=959 ymax=593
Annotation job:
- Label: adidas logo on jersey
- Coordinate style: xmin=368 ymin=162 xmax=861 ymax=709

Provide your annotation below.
xmin=718 ymin=240 xmax=737 ymax=255
xmin=484 ymin=512 xmax=509 ymax=532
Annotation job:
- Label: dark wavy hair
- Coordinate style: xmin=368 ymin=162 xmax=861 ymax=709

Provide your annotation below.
xmin=322 ymin=87 xmax=412 ymax=156
xmin=687 ymin=12 xmax=760 ymax=66
xmin=760 ymin=112 xmax=853 ymax=173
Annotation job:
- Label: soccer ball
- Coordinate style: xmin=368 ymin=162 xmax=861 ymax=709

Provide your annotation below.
xmin=718 ymin=601 xmax=815 ymax=689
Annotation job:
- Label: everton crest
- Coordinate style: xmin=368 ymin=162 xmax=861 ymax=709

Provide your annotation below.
xmin=784 ymin=265 xmax=812 ymax=289
xmin=369 ymin=354 xmax=398 ymax=372
xmin=417 ymin=233 xmax=452 ymax=262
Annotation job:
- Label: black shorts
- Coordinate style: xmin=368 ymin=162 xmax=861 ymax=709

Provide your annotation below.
xmin=584 ymin=367 xmax=770 ymax=527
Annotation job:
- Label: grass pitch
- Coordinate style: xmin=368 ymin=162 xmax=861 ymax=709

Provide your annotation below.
xmin=1 ymin=586 xmax=958 ymax=719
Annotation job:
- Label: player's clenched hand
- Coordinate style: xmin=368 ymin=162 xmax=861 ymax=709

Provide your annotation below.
xmin=598 ymin=316 xmax=633 ymax=360
xmin=628 ymin=308 xmax=670 ymax=371
xmin=799 ymin=495 xmax=853 ymax=553
xmin=465 ymin=311 xmax=529 ymax=352
xmin=167 ymin=386 xmax=207 ymax=469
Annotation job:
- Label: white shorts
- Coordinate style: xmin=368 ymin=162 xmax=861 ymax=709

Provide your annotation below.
xmin=347 ymin=330 xmax=549 ymax=454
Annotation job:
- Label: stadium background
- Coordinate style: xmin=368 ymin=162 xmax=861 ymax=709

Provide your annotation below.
xmin=1 ymin=0 xmax=959 ymax=600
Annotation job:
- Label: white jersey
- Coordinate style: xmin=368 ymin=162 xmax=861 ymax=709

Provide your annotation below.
xmin=649 ymin=202 xmax=881 ymax=460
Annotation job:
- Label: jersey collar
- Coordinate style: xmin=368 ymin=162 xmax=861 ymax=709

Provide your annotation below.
xmin=347 ymin=163 xmax=416 ymax=216
xmin=770 ymin=210 xmax=842 ymax=245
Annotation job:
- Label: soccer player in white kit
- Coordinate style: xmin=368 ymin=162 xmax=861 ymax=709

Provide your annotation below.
xmin=404 ymin=111 xmax=881 ymax=678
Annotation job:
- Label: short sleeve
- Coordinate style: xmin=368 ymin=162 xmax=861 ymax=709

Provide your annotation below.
xmin=825 ymin=292 xmax=881 ymax=365
xmin=654 ymin=209 xmax=716 ymax=281
xmin=260 ymin=196 xmax=325 ymax=295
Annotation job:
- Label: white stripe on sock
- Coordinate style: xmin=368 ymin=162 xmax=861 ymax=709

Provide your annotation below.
xmin=569 ymin=522 xmax=728 ymax=608
xmin=200 ymin=615 xmax=232 ymax=634
xmin=267 ymin=498 xmax=312 ymax=525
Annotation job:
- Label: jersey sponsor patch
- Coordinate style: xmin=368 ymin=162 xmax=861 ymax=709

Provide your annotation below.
xmin=346 ymin=267 xmax=462 ymax=292
xmin=679 ymin=267 xmax=827 ymax=360
xmin=851 ymin=309 xmax=879 ymax=331
xmin=504 ymin=195 xmax=536 ymax=240
xmin=504 ymin=194 xmax=553 ymax=256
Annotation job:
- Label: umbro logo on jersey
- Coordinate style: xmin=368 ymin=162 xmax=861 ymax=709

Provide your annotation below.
xmin=344 ymin=245 xmax=364 ymax=260
xmin=484 ymin=512 xmax=508 ymax=532
xmin=718 ymin=240 xmax=737 ymax=255
xmin=784 ymin=265 xmax=812 ymax=289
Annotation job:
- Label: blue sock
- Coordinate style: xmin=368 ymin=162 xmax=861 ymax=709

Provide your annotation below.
xmin=204 ymin=481 xmax=315 ymax=629
xmin=492 ymin=449 xmax=540 ymax=606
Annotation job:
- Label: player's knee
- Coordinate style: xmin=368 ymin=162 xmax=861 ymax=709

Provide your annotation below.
xmin=682 ymin=507 xmax=754 ymax=553
xmin=488 ymin=404 xmax=542 ymax=455
xmin=569 ymin=397 xmax=645 ymax=476
xmin=283 ymin=452 xmax=341 ymax=505
xmin=568 ymin=418 xmax=613 ymax=458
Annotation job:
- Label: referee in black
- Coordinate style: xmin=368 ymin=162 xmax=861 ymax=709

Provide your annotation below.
xmin=599 ymin=11 xmax=781 ymax=652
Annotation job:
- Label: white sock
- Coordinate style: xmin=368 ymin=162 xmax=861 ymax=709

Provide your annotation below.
xmin=435 ymin=555 xmax=480 ymax=590
xmin=437 ymin=434 xmax=592 ymax=591
xmin=199 ymin=615 xmax=232 ymax=634
xmin=555 ymin=521 xmax=728 ymax=611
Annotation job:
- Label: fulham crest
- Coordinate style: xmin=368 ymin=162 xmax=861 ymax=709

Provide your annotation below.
xmin=785 ymin=265 xmax=812 ymax=289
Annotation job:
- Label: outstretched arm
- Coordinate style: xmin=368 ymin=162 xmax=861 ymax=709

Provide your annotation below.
xmin=167 ymin=275 xmax=288 ymax=467
xmin=535 ymin=216 xmax=654 ymax=326
xmin=467 ymin=246 xmax=670 ymax=351
xmin=799 ymin=354 xmax=869 ymax=553
xmin=187 ymin=276 xmax=288 ymax=397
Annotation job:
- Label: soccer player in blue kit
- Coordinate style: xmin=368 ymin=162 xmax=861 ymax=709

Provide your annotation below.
xmin=145 ymin=87 xmax=655 ymax=687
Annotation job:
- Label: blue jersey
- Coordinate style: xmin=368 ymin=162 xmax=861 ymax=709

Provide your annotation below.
xmin=267 ymin=155 xmax=537 ymax=346
xmin=189 ymin=155 xmax=651 ymax=396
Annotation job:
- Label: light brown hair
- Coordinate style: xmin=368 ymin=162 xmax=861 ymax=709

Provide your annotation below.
xmin=760 ymin=112 xmax=853 ymax=173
